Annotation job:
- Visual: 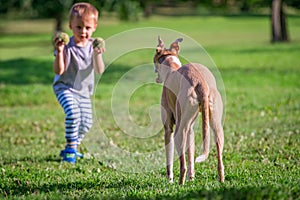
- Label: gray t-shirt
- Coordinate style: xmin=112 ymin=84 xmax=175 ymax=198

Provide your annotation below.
xmin=53 ymin=36 xmax=95 ymax=97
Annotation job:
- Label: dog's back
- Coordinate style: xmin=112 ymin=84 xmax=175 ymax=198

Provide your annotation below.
xmin=178 ymin=63 xmax=217 ymax=91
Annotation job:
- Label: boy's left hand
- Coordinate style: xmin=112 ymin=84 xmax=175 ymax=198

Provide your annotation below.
xmin=92 ymin=37 xmax=105 ymax=54
xmin=94 ymin=47 xmax=105 ymax=54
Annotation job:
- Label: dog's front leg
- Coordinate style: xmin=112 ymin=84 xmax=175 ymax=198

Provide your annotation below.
xmin=165 ymin=130 xmax=174 ymax=183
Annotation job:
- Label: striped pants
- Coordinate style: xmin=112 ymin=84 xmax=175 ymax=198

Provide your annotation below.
xmin=56 ymin=90 xmax=93 ymax=149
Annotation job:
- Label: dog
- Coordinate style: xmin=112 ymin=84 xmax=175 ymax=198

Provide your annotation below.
xmin=153 ymin=36 xmax=225 ymax=184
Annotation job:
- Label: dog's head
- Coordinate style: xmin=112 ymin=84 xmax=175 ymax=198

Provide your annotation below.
xmin=153 ymin=36 xmax=183 ymax=83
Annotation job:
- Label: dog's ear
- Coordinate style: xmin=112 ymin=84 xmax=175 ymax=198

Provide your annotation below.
xmin=158 ymin=35 xmax=165 ymax=47
xmin=156 ymin=35 xmax=165 ymax=54
xmin=170 ymin=38 xmax=183 ymax=55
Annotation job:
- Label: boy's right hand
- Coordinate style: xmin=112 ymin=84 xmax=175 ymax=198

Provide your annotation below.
xmin=53 ymin=32 xmax=69 ymax=52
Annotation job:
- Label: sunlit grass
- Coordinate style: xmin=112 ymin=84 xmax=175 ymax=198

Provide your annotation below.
xmin=0 ymin=15 xmax=299 ymax=199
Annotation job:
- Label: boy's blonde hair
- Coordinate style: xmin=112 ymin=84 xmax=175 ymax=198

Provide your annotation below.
xmin=69 ymin=2 xmax=98 ymax=25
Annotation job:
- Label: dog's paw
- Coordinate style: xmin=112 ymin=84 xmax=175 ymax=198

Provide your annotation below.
xmin=188 ymin=176 xmax=195 ymax=182
xmin=195 ymin=155 xmax=207 ymax=163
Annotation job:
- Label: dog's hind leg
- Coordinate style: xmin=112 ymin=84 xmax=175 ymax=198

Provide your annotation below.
xmin=209 ymin=89 xmax=225 ymax=182
xmin=175 ymin=94 xmax=198 ymax=184
xmin=174 ymin=116 xmax=187 ymax=185
xmin=187 ymin=119 xmax=197 ymax=181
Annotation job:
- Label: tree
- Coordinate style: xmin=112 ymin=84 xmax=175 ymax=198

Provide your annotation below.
xmin=32 ymin=0 xmax=73 ymax=32
xmin=271 ymin=0 xmax=289 ymax=42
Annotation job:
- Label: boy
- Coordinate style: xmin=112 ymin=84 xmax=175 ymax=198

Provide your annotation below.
xmin=52 ymin=2 xmax=105 ymax=163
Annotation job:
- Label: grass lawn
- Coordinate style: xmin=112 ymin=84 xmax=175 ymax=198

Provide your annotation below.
xmin=0 ymin=15 xmax=299 ymax=199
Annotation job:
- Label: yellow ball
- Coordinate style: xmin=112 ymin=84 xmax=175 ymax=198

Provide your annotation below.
xmin=58 ymin=32 xmax=69 ymax=45
xmin=93 ymin=37 xmax=105 ymax=49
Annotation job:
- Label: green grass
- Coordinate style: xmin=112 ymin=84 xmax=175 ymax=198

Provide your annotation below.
xmin=0 ymin=15 xmax=300 ymax=199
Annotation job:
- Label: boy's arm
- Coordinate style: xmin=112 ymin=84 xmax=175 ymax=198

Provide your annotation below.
xmin=93 ymin=48 xmax=105 ymax=74
xmin=53 ymin=37 xmax=66 ymax=75
xmin=53 ymin=50 xmax=66 ymax=75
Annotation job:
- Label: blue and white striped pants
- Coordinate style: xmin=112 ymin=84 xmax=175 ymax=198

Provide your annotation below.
xmin=56 ymin=90 xmax=93 ymax=149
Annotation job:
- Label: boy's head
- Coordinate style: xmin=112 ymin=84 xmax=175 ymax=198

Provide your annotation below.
xmin=69 ymin=2 xmax=98 ymax=28
xmin=68 ymin=3 xmax=99 ymax=44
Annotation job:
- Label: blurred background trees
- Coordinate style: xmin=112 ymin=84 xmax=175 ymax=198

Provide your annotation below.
xmin=0 ymin=0 xmax=299 ymax=42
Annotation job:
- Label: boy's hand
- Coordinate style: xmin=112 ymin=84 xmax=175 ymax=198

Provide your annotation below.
xmin=93 ymin=37 xmax=105 ymax=54
xmin=53 ymin=37 xmax=65 ymax=53
xmin=53 ymin=32 xmax=69 ymax=53
xmin=93 ymin=47 xmax=105 ymax=54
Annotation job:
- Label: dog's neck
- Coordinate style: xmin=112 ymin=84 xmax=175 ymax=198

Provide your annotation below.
xmin=172 ymin=56 xmax=182 ymax=68
xmin=166 ymin=55 xmax=182 ymax=69
xmin=161 ymin=55 xmax=182 ymax=71
xmin=160 ymin=55 xmax=182 ymax=85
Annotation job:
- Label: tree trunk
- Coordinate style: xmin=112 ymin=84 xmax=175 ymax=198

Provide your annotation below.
xmin=55 ymin=15 xmax=63 ymax=32
xmin=271 ymin=0 xmax=289 ymax=42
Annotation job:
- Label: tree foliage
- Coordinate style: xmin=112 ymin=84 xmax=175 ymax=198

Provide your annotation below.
xmin=1 ymin=0 xmax=299 ymax=20
xmin=0 ymin=0 xmax=299 ymax=42
xmin=31 ymin=0 xmax=72 ymax=31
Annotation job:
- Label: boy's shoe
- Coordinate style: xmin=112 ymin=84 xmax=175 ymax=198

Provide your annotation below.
xmin=61 ymin=148 xmax=77 ymax=164
xmin=60 ymin=149 xmax=84 ymax=159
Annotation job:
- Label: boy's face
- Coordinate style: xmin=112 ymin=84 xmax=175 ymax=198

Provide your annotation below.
xmin=69 ymin=15 xmax=97 ymax=46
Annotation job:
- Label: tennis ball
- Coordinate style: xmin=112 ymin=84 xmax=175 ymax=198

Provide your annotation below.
xmin=93 ymin=37 xmax=105 ymax=49
xmin=58 ymin=32 xmax=69 ymax=45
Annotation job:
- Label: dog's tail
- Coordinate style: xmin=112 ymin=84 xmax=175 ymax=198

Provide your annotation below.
xmin=195 ymin=86 xmax=210 ymax=163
